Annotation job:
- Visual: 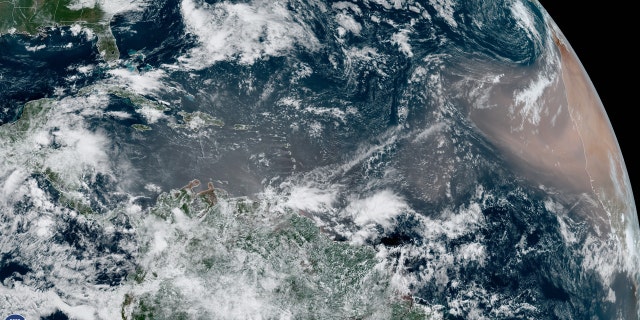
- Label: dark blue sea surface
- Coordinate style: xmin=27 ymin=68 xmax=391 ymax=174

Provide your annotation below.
xmin=0 ymin=28 xmax=102 ymax=124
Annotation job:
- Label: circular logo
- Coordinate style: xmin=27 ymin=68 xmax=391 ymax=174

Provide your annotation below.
xmin=5 ymin=315 xmax=25 ymax=320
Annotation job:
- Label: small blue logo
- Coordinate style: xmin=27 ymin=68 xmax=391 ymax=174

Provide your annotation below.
xmin=5 ymin=315 xmax=25 ymax=320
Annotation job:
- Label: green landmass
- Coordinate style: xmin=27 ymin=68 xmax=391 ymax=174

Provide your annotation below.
xmin=2 ymin=97 xmax=53 ymax=143
xmin=131 ymin=124 xmax=152 ymax=132
xmin=0 ymin=0 xmax=119 ymax=60
xmin=0 ymin=98 xmax=96 ymax=214
xmin=108 ymin=88 xmax=170 ymax=113
xmin=173 ymin=111 xmax=225 ymax=130
xmin=232 ymin=123 xmax=252 ymax=131
xmin=121 ymin=184 xmax=432 ymax=319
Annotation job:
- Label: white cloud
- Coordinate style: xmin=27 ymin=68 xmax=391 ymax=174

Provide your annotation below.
xmin=335 ymin=12 xmax=362 ymax=36
xmin=429 ymin=0 xmax=457 ymax=28
xmin=286 ymin=186 xmax=338 ymax=212
xmin=1 ymin=169 xmax=28 ymax=204
xmin=391 ymin=29 xmax=413 ymax=57
xmin=67 ymin=0 xmax=97 ymax=10
xmin=347 ymin=190 xmax=407 ymax=228
xmin=96 ymin=0 xmax=145 ymax=16
xmin=178 ymin=0 xmax=320 ymax=68
xmin=107 ymin=69 xmax=167 ymax=95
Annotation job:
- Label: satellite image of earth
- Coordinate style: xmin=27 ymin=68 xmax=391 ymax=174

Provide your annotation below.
xmin=1 ymin=0 xmax=638 ymax=319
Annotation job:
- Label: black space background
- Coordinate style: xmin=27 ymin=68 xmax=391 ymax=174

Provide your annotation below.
xmin=538 ymin=1 xmax=638 ymax=218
